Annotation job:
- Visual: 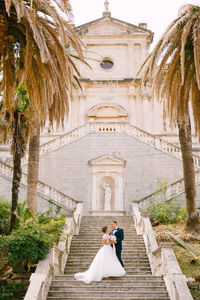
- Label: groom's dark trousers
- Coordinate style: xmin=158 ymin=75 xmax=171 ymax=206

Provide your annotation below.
xmin=111 ymin=228 xmax=124 ymax=267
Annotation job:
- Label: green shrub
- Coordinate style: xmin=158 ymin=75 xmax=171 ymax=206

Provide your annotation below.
xmin=0 ymin=198 xmax=33 ymax=234
xmin=0 ymin=214 xmax=66 ymax=272
xmin=144 ymin=201 xmax=186 ymax=224
xmin=0 ymin=198 xmax=11 ymax=235
xmin=0 ymin=284 xmax=25 ymax=300
xmin=0 ymin=285 xmax=13 ymax=300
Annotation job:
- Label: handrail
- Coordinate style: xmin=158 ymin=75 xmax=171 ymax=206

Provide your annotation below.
xmin=126 ymin=123 xmax=200 ymax=168
xmin=0 ymin=161 xmax=78 ymax=211
xmin=4 ymin=121 xmax=200 ymax=168
xmin=24 ymin=203 xmax=83 ymax=300
xmin=21 ymin=122 xmax=200 ymax=168
xmin=135 ymin=169 xmax=200 ymax=210
xmin=132 ymin=203 xmax=193 ymax=300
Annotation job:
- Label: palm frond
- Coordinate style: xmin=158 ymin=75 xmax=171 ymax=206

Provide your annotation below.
xmin=138 ymin=4 xmax=200 ymax=135
xmin=167 ymin=232 xmax=198 ymax=260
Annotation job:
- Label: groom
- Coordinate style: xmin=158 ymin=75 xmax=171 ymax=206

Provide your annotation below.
xmin=110 ymin=220 xmax=124 ymax=267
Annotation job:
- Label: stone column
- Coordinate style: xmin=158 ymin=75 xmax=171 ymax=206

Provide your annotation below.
xmin=127 ymin=43 xmax=134 ymax=77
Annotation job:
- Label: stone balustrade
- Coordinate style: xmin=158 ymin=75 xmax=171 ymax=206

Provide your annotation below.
xmin=2 ymin=122 xmax=200 ymax=212
xmin=137 ymin=169 xmax=200 ymax=211
xmin=19 ymin=124 xmax=89 ymax=166
xmin=24 ymin=203 xmax=83 ymax=300
xmin=89 ymin=121 xmax=126 ymax=133
xmin=127 ymin=124 xmax=200 ymax=167
xmin=5 ymin=122 xmax=200 ymax=168
xmin=132 ymin=203 xmax=193 ymax=300
xmin=0 ymin=160 xmax=78 ymax=212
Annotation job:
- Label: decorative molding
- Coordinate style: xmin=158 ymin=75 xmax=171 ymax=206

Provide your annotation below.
xmin=88 ymin=102 xmax=128 ymax=119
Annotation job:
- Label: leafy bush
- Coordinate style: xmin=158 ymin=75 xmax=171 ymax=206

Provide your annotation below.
xmin=0 ymin=198 xmax=32 ymax=235
xmin=0 ymin=198 xmax=10 ymax=235
xmin=0 ymin=203 xmax=66 ymax=272
xmin=0 ymin=285 xmax=13 ymax=300
xmin=0 ymin=223 xmax=52 ymax=271
xmin=0 ymin=284 xmax=25 ymax=300
xmin=144 ymin=201 xmax=186 ymax=224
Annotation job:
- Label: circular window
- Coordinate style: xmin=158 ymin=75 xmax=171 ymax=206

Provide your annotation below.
xmin=100 ymin=59 xmax=114 ymax=70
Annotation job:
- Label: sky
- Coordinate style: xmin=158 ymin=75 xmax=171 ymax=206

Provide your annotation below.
xmin=71 ymin=0 xmax=200 ymax=48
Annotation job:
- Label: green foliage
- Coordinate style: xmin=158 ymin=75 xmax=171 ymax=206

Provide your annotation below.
xmin=0 ymin=284 xmax=25 ymax=300
xmin=145 ymin=201 xmax=186 ymax=224
xmin=0 ymin=199 xmax=66 ymax=271
xmin=154 ymin=177 xmax=167 ymax=194
xmin=0 ymin=285 xmax=13 ymax=300
xmin=0 ymin=198 xmax=32 ymax=235
xmin=15 ymin=83 xmax=30 ymax=113
xmin=0 ymin=198 xmax=11 ymax=235
xmin=167 ymin=232 xmax=198 ymax=260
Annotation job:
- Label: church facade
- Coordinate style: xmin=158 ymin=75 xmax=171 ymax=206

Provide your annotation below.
xmin=34 ymin=4 xmax=185 ymax=215
xmin=2 ymin=1 xmax=200 ymax=215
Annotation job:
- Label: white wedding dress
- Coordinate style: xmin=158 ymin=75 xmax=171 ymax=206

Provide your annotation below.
xmin=74 ymin=234 xmax=126 ymax=284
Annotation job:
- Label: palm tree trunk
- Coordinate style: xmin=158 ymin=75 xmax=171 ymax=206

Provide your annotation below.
xmin=0 ymin=6 xmax=8 ymax=56
xmin=26 ymin=122 xmax=40 ymax=214
xmin=178 ymin=116 xmax=200 ymax=233
xmin=10 ymin=111 xmax=26 ymax=232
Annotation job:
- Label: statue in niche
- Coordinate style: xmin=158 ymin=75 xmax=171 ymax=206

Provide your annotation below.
xmin=103 ymin=183 xmax=112 ymax=210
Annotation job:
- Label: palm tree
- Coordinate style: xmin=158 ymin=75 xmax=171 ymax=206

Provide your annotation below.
xmin=0 ymin=0 xmax=83 ymax=231
xmin=26 ymin=121 xmax=40 ymax=214
xmin=138 ymin=4 xmax=200 ymax=232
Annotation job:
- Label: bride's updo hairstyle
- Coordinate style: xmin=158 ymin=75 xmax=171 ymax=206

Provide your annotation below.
xmin=102 ymin=226 xmax=108 ymax=233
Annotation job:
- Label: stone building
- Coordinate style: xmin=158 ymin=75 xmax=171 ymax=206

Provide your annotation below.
xmin=1 ymin=0 xmax=200 ymax=215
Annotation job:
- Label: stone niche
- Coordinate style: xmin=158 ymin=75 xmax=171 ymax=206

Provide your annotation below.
xmin=88 ymin=155 xmax=126 ymax=216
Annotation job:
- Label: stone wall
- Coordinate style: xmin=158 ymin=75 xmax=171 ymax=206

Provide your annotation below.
xmin=34 ymin=133 xmax=184 ymax=215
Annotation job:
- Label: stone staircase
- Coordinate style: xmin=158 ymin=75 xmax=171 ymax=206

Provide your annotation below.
xmin=47 ymin=216 xmax=169 ymax=299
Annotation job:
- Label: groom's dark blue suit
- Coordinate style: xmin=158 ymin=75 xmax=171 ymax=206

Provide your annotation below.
xmin=110 ymin=227 xmax=124 ymax=267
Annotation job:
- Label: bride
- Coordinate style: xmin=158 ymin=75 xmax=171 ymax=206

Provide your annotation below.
xmin=74 ymin=226 xmax=126 ymax=284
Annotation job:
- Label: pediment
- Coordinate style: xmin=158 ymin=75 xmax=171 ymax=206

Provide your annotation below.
xmin=88 ymin=155 xmax=126 ymax=166
xmin=88 ymin=103 xmax=128 ymax=118
xmin=76 ymin=17 xmax=152 ymax=37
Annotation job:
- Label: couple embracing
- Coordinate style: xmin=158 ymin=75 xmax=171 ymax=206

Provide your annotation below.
xmin=75 ymin=220 xmax=126 ymax=284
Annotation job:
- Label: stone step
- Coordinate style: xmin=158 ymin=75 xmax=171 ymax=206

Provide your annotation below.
xmin=50 ymin=281 xmax=165 ymax=287
xmin=68 ymin=254 xmax=148 ymax=259
xmin=81 ymin=224 xmax=135 ymax=226
xmin=47 ymin=216 xmax=169 ymax=300
xmin=65 ymin=261 xmax=150 ymax=266
xmin=52 ymin=275 xmax=165 ymax=281
xmin=47 ymin=296 xmax=169 ymax=300
xmin=66 ymin=260 xmax=149 ymax=264
xmin=71 ymin=241 xmax=145 ymax=244
xmin=77 ymin=231 xmax=137 ymax=233
xmin=72 ymin=237 xmax=143 ymax=240
xmin=65 ymin=271 xmax=152 ymax=276
xmin=68 ymin=251 xmax=147 ymax=255
xmin=49 ymin=286 xmax=168 ymax=292
xmin=47 ymin=291 xmax=169 ymax=298
xmin=78 ymin=232 xmax=137 ymax=235
xmin=79 ymin=227 xmax=136 ymax=230
xmin=69 ymin=246 xmax=146 ymax=250
xmin=73 ymin=238 xmax=143 ymax=241
xmin=78 ymin=220 xmax=135 ymax=223
xmin=67 ymin=257 xmax=149 ymax=261
xmin=65 ymin=266 xmax=151 ymax=272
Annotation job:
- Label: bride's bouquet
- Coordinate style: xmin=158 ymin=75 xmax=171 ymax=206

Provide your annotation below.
xmin=109 ymin=235 xmax=116 ymax=242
